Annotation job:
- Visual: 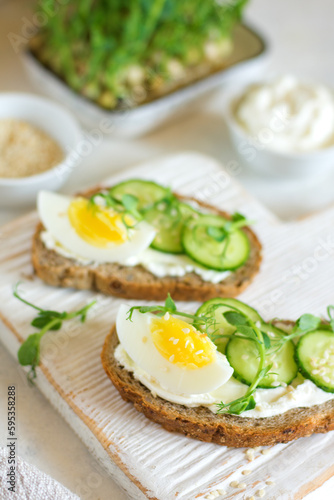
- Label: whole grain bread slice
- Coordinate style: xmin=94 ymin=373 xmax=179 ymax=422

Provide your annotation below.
xmin=101 ymin=324 xmax=334 ymax=448
xmin=32 ymin=192 xmax=262 ymax=301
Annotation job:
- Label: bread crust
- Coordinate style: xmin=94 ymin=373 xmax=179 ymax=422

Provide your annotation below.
xmin=31 ymin=193 xmax=262 ymax=301
xmin=101 ymin=325 xmax=334 ymax=448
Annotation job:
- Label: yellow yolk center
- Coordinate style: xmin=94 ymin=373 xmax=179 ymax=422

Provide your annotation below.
xmin=68 ymin=198 xmax=133 ymax=248
xmin=150 ymin=315 xmax=216 ymax=369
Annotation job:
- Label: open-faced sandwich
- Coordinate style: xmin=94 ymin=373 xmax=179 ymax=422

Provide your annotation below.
xmin=101 ymin=295 xmax=334 ymax=447
xmin=32 ymin=179 xmax=261 ymax=301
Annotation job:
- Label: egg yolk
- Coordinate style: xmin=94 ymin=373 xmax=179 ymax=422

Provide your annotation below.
xmin=150 ymin=315 xmax=216 ymax=369
xmin=68 ymin=198 xmax=134 ymax=248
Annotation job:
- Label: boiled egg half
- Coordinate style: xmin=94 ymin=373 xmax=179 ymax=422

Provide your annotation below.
xmin=38 ymin=191 xmax=156 ymax=262
xmin=116 ymin=304 xmax=233 ymax=395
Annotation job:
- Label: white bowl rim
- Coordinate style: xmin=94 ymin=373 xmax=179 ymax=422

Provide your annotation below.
xmin=0 ymin=91 xmax=82 ymax=186
xmin=225 ymin=82 xmax=334 ymax=160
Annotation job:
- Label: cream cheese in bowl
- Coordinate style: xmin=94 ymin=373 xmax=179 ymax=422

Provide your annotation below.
xmin=235 ymin=75 xmax=334 ymax=153
xmin=226 ymin=76 xmax=334 ymax=177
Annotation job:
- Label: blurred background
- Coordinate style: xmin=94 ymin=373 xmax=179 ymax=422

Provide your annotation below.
xmin=1 ymin=0 xmax=334 ymax=223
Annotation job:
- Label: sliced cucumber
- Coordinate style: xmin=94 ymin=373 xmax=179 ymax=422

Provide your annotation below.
xmin=109 ymin=179 xmax=169 ymax=211
xmin=142 ymin=199 xmax=200 ymax=254
xmin=226 ymin=323 xmax=298 ymax=388
xmin=195 ymin=298 xmax=263 ymax=354
xmin=182 ymin=214 xmax=250 ymax=271
xmin=178 ymin=202 xmax=201 ymax=220
xmin=296 ymin=329 xmax=334 ymax=393
xmin=142 ymin=200 xmax=184 ymax=253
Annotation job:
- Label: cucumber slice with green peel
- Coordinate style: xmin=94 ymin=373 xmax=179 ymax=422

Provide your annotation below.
xmin=109 ymin=179 xmax=169 ymax=211
xmin=182 ymin=214 xmax=250 ymax=271
xmin=142 ymin=200 xmax=182 ymax=253
xmin=195 ymin=298 xmax=263 ymax=354
xmin=142 ymin=199 xmax=200 ymax=254
xmin=296 ymin=329 xmax=334 ymax=392
xmin=226 ymin=323 xmax=298 ymax=388
xmin=178 ymin=202 xmax=201 ymax=220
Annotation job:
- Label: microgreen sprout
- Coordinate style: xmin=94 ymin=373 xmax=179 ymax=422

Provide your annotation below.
xmin=89 ymin=191 xmax=142 ymax=234
xmin=215 ymin=307 xmax=272 ymax=415
xmin=206 ymin=213 xmax=254 ymax=244
xmin=268 ymin=312 xmax=325 ymax=354
xmin=14 ymin=283 xmax=96 ymax=382
xmin=127 ymin=294 xmax=216 ymax=335
xmin=32 ymin=1 xmax=248 ymax=109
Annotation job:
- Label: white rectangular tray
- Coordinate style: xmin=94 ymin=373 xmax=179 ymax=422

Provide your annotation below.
xmin=1 ymin=152 xmax=334 ymax=499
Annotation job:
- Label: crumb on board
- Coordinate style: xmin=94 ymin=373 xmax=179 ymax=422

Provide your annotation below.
xmin=245 ymin=449 xmax=255 ymax=461
xmin=204 ymin=488 xmax=226 ymax=499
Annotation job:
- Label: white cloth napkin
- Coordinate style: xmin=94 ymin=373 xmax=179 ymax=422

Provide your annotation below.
xmin=0 ymin=448 xmax=79 ymax=500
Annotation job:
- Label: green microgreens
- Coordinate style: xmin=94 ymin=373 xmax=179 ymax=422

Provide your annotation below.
xmin=127 ymin=294 xmax=217 ymax=335
xmin=268 ymin=312 xmax=325 ymax=355
xmin=146 ymin=194 xmax=185 ymax=230
xmin=126 ymin=296 xmax=271 ymax=415
xmin=89 ymin=191 xmax=142 ymax=232
xmin=206 ymin=212 xmax=254 ymax=243
xmin=126 ymin=295 xmax=334 ymax=416
xmin=215 ymin=307 xmax=272 ymax=415
xmin=14 ymin=283 xmax=96 ymax=382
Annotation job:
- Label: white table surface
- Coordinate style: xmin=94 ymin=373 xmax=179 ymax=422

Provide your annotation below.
xmin=1 ymin=0 xmax=334 ymax=498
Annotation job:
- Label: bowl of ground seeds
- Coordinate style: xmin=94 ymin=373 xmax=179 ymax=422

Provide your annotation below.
xmin=0 ymin=93 xmax=82 ymax=207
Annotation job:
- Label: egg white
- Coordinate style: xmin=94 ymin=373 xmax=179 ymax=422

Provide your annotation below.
xmin=38 ymin=191 xmax=156 ymax=263
xmin=116 ymin=305 xmax=233 ymax=395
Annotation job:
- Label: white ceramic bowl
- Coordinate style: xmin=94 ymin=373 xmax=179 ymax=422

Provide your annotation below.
xmin=0 ymin=93 xmax=82 ymax=207
xmin=225 ymin=87 xmax=334 ymax=179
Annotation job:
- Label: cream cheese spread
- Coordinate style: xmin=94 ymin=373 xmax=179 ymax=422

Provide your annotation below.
xmin=235 ymin=75 xmax=334 ymax=153
xmin=115 ymin=344 xmax=334 ymax=419
xmin=41 ymin=231 xmax=231 ymax=284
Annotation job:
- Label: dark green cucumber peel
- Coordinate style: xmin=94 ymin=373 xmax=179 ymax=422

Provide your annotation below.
xmin=295 ymin=329 xmax=334 ymax=393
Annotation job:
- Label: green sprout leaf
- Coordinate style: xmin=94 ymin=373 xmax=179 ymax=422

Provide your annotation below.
xmin=206 ymin=226 xmax=226 ymax=242
xmin=297 ymin=314 xmax=321 ymax=332
xmin=262 ymin=331 xmax=271 ymax=349
xmin=122 ymin=193 xmax=139 ymax=212
xmin=223 ymin=311 xmax=248 ymax=326
xmin=235 ymin=325 xmax=259 ymax=343
xmin=244 ymin=395 xmax=256 ymax=411
xmin=165 ymin=293 xmax=177 ymax=312
xmin=14 ymin=283 xmax=96 ymax=381
xmin=18 ymin=333 xmax=41 ymax=367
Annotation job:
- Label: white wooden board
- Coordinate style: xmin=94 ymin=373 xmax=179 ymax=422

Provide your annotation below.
xmin=1 ymin=152 xmax=334 ymax=500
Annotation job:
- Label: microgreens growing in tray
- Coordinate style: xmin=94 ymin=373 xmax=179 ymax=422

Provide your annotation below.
xmin=14 ymin=283 xmax=96 ymax=382
xmin=32 ymin=1 xmax=248 ymax=109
